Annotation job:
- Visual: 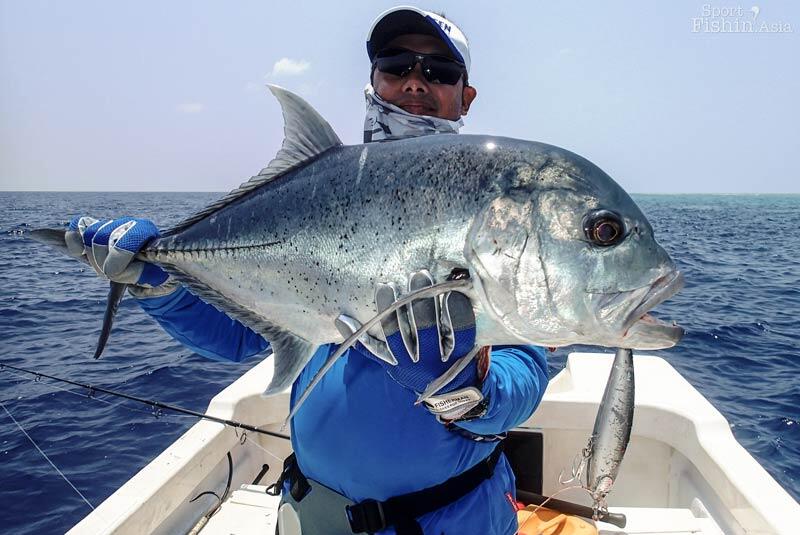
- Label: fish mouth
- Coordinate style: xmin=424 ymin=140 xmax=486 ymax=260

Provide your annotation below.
xmin=621 ymin=271 xmax=685 ymax=348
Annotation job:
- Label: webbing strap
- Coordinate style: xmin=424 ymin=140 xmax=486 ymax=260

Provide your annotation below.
xmin=346 ymin=444 xmax=504 ymax=534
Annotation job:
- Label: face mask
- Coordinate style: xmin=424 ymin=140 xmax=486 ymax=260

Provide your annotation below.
xmin=363 ymin=84 xmax=463 ymax=143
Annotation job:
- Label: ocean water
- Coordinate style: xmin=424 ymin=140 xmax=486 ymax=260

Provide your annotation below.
xmin=0 ymin=192 xmax=798 ymax=533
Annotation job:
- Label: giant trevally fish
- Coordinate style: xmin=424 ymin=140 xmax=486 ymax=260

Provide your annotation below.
xmin=30 ymin=85 xmax=684 ymax=402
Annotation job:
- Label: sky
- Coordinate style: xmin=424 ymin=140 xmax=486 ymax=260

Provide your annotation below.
xmin=0 ymin=0 xmax=798 ymax=193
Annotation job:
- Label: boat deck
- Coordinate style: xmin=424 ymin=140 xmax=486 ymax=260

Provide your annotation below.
xmin=199 ymin=484 xmax=726 ymax=535
xmin=199 ymin=485 xmax=281 ymax=534
xmin=67 ymin=354 xmax=798 ymax=535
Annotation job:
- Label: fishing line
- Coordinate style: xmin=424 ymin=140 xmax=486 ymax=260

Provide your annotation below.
xmin=529 ymin=485 xmax=589 ymax=516
xmin=286 ymin=278 xmax=472 ymax=425
xmin=232 ymin=428 xmax=285 ymax=464
xmin=3 ymin=366 xmax=160 ymax=419
xmin=0 ymin=362 xmax=290 ymax=441
xmin=517 ymin=484 xmax=588 ymax=533
xmin=0 ymin=399 xmax=95 ymax=511
xmin=2 ymin=362 xmax=290 ymax=509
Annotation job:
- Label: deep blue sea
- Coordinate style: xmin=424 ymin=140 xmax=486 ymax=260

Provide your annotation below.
xmin=1 ymin=192 xmax=798 ymax=533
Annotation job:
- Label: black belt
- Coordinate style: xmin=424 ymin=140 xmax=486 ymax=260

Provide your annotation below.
xmin=346 ymin=444 xmax=504 ymax=535
xmin=271 ymin=445 xmax=504 ymax=535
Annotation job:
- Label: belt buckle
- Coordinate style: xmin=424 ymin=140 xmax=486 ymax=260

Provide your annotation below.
xmin=346 ymin=498 xmax=386 ymax=533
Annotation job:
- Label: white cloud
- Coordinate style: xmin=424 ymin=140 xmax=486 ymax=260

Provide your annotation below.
xmin=267 ymin=58 xmax=311 ymax=78
xmin=176 ymin=102 xmax=205 ymax=114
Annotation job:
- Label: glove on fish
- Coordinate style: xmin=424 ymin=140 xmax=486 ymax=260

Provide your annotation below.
xmin=66 ymin=216 xmax=176 ymax=296
xmin=337 ymin=270 xmax=487 ymax=421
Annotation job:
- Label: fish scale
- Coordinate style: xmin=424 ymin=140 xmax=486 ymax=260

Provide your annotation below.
xmin=30 ymin=85 xmax=684 ymax=401
xmin=145 ymin=141 xmax=496 ymax=339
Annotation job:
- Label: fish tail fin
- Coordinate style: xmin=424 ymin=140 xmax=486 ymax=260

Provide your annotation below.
xmin=28 ymin=226 xmax=91 ymax=266
xmin=28 ymin=227 xmax=73 ymax=256
xmin=28 ymin=227 xmax=126 ymax=359
xmin=94 ymin=282 xmax=127 ymax=359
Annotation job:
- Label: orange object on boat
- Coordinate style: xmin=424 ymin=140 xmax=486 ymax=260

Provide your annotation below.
xmin=516 ymin=506 xmax=598 ymax=535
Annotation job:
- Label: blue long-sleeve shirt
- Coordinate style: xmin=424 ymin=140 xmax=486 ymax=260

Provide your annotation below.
xmin=137 ymin=286 xmax=548 ymax=534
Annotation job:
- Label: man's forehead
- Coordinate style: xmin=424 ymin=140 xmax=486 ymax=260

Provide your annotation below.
xmin=384 ymin=34 xmax=452 ymax=56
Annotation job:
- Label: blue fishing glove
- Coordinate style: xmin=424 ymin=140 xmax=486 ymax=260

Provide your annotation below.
xmin=66 ymin=216 xmax=175 ymax=294
xmin=337 ymin=270 xmax=488 ymax=421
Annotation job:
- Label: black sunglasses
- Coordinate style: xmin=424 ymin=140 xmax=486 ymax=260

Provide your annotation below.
xmin=373 ymin=48 xmax=466 ymax=85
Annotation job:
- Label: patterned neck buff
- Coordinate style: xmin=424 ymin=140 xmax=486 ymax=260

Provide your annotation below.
xmin=362 ymin=84 xmax=464 ymax=143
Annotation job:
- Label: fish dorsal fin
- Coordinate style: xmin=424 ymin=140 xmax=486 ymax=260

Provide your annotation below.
xmin=259 ymin=84 xmax=343 ymax=176
xmin=163 ymin=85 xmax=342 ymax=236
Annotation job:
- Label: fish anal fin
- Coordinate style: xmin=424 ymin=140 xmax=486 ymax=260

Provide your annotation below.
xmin=154 ymin=264 xmax=317 ymax=393
xmin=263 ymin=334 xmax=317 ymax=397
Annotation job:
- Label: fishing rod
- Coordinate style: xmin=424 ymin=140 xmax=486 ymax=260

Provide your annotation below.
xmin=0 ymin=361 xmax=290 ymax=441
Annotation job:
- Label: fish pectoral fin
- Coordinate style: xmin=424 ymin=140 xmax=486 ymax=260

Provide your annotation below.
xmin=262 ymin=334 xmax=318 ymax=397
xmin=94 ymin=282 xmax=127 ymax=359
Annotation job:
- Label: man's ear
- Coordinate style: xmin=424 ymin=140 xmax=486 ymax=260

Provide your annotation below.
xmin=461 ymin=85 xmax=477 ymax=115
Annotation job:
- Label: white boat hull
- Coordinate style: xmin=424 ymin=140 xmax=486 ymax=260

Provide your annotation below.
xmin=67 ymin=353 xmax=800 ymax=535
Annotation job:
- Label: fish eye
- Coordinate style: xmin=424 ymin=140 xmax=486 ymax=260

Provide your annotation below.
xmin=583 ymin=210 xmax=625 ymax=246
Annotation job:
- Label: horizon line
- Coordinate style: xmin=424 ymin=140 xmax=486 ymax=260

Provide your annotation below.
xmin=1 ymin=190 xmax=799 ymax=196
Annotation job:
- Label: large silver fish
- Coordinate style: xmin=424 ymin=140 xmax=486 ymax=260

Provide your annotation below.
xmin=31 ymin=86 xmax=683 ymax=397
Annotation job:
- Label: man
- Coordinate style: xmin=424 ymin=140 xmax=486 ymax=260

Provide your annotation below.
xmin=362 ymin=8 xmax=476 ymax=142
xmin=70 ymin=7 xmax=548 ymax=534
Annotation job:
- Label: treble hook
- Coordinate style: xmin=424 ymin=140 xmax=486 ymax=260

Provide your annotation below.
xmin=592 ymin=499 xmax=609 ymax=521
xmin=559 ymin=442 xmax=591 ymax=486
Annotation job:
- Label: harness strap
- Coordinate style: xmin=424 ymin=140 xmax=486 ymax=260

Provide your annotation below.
xmin=266 ymin=453 xmax=310 ymax=501
xmin=346 ymin=444 xmax=504 ymax=534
